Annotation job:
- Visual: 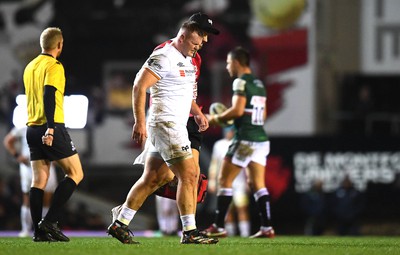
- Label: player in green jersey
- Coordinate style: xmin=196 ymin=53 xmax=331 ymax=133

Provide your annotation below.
xmin=203 ymin=46 xmax=275 ymax=238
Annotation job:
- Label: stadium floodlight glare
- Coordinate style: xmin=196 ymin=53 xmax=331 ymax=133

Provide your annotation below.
xmin=12 ymin=94 xmax=89 ymax=129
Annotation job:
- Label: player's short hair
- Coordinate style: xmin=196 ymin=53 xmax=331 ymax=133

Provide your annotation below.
xmin=40 ymin=27 xmax=63 ymax=51
xmin=229 ymin=46 xmax=250 ymax=67
xmin=181 ymin=21 xmax=207 ymax=37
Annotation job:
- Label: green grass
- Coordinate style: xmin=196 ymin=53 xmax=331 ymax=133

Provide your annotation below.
xmin=1 ymin=236 xmax=400 ymax=255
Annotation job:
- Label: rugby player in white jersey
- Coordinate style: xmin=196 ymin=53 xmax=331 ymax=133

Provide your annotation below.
xmin=110 ymin=13 xmax=220 ymax=237
xmin=107 ymin=19 xmax=218 ymax=244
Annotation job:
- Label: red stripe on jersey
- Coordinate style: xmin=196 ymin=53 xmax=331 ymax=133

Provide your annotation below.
xmin=192 ymin=53 xmax=202 ymax=82
xmin=154 ymin=40 xmax=172 ymax=51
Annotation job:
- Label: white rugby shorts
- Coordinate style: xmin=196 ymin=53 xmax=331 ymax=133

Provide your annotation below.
xmin=148 ymin=121 xmax=192 ymax=165
xmin=231 ymin=140 xmax=270 ymax=168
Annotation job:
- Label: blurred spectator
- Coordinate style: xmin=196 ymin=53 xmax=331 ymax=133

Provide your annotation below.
xmin=300 ymin=179 xmax=327 ymax=235
xmin=354 ymin=85 xmax=374 ymax=119
xmin=351 ymin=84 xmax=374 ymax=134
xmin=89 ymin=86 xmax=106 ymax=125
xmin=0 ymin=71 xmax=22 ymax=130
xmin=333 ymin=175 xmax=365 ymax=236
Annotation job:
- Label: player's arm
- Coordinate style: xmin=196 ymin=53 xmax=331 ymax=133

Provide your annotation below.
xmin=132 ymin=68 xmax=158 ymax=145
xmin=3 ymin=130 xmax=28 ymax=165
xmin=191 ymin=100 xmax=209 ymax=132
xmin=3 ymin=131 xmax=18 ymax=158
xmin=209 ymin=95 xmax=246 ymax=125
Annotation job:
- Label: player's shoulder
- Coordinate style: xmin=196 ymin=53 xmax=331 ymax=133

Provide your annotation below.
xmin=233 ymin=77 xmax=246 ymax=91
xmin=154 ymin=39 xmax=172 ymax=52
xmin=150 ymin=43 xmax=177 ymax=61
xmin=153 ymin=41 xmax=173 ymax=54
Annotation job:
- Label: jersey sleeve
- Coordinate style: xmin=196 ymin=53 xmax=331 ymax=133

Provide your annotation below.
xmin=232 ymin=78 xmax=246 ymax=96
xmin=143 ymin=53 xmax=171 ymax=80
xmin=44 ymin=62 xmax=65 ymax=91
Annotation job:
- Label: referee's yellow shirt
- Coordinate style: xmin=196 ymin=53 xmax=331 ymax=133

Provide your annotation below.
xmin=23 ymin=54 xmax=66 ymax=126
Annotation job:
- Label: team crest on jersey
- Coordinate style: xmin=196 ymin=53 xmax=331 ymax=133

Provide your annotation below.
xmin=147 ymin=55 xmax=162 ymax=70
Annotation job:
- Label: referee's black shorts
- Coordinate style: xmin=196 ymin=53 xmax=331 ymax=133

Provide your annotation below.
xmin=27 ymin=123 xmax=77 ymax=161
xmin=187 ymin=117 xmax=203 ymax=152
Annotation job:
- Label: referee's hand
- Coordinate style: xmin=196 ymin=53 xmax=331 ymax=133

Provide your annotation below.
xmin=42 ymin=133 xmax=54 ymax=146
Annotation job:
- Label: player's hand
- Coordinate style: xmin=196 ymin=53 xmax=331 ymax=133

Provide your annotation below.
xmin=132 ymin=122 xmax=147 ymax=146
xmin=194 ymin=113 xmax=209 ymax=132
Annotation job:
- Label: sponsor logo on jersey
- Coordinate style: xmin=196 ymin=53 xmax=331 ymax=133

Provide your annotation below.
xmin=147 ymin=56 xmax=162 ymax=70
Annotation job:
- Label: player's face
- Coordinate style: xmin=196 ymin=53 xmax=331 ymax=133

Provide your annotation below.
xmin=182 ymin=32 xmax=203 ymax=57
xmin=192 ymin=34 xmax=208 ymax=57
xmin=226 ymin=54 xmax=237 ymax=77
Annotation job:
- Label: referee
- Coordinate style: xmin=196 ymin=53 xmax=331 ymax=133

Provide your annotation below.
xmin=23 ymin=27 xmax=84 ymax=242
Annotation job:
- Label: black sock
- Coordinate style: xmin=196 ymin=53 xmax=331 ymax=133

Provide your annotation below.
xmin=214 ymin=195 xmax=232 ymax=228
xmin=256 ymin=194 xmax=272 ymax=227
xmin=45 ymin=177 xmax=77 ymax=223
xmin=30 ymin=187 xmax=44 ymax=234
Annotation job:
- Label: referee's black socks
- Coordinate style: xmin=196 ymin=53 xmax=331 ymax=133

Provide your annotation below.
xmin=45 ymin=177 xmax=77 ymax=223
xmin=30 ymin=187 xmax=44 ymax=233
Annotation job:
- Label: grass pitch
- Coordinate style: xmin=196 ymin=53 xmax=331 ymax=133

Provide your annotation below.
xmin=1 ymin=236 xmax=400 ymax=255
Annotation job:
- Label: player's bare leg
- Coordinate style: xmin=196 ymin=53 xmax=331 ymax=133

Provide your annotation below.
xmin=108 ymin=156 xmax=173 ymax=244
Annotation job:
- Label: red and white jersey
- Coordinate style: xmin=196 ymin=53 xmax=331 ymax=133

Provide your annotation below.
xmin=140 ymin=42 xmax=196 ymax=125
xmin=192 ymin=52 xmax=202 ymax=102
xmin=155 ymin=40 xmax=202 ymax=102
